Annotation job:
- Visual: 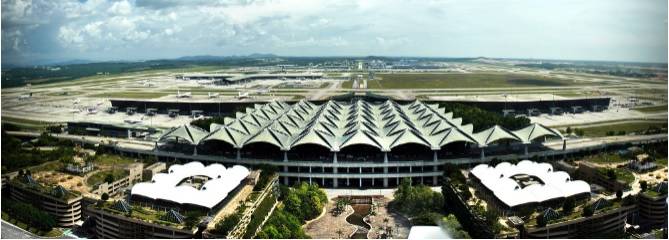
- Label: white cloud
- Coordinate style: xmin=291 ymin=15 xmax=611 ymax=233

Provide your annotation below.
xmin=1 ymin=0 xmax=667 ymax=63
xmin=109 ymin=0 xmax=132 ymax=15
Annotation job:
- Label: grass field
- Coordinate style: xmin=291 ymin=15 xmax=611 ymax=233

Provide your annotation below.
xmin=86 ymin=169 xmax=129 ymax=187
xmin=578 ymin=121 xmax=667 ymax=137
xmin=88 ymin=92 xmax=168 ymax=99
xmin=342 ymin=73 xmax=587 ymax=89
xmin=584 ymin=153 xmax=627 ymax=164
xmin=632 ymin=105 xmax=667 ymax=113
xmin=94 ymin=154 xmax=137 ymax=165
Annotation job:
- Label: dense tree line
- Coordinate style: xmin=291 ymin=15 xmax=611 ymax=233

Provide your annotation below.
xmin=392 ymin=178 xmax=444 ymax=217
xmin=1 ymin=131 xmax=75 ymax=172
xmin=256 ymin=182 xmax=327 ymax=239
xmin=439 ymin=103 xmax=530 ymax=132
xmin=243 ymin=193 xmax=277 ymax=238
xmin=1 ymin=198 xmax=56 ymax=231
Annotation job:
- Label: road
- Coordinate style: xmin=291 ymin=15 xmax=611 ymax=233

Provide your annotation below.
xmin=1 ymin=220 xmax=38 ymax=239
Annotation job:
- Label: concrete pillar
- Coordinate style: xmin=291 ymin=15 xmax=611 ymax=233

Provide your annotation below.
xmin=236 ymin=149 xmax=241 ymax=160
xmin=383 ymin=165 xmax=389 ymax=188
xmin=433 ymin=176 xmax=438 ymax=186
xmin=359 ymin=178 xmax=362 ymax=188
xmin=384 ymin=152 xmax=389 ymax=163
xmin=193 ymin=146 xmax=197 ymax=156
xmin=347 ymin=178 xmax=350 ymax=186
xmin=127 ymin=129 xmax=131 ymax=139
xmin=283 ymin=151 xmax=288 ymax=162
xmin=480 ymin=148 xmax=485 ymax=160
xmin=524 ymin=144 xmax=529 ymax=157
xmin=562 ymin=139 xmax=567 ymax=151
xmin=333 ymin=152 xmax=338 ymax=163
xmin=309 ymin=167 xmax=312 ymax=184
xmin=433 ymin=151 xmax=438 ymax=162
xmin=334 ymin=178 xmax=338 ymax=188
xmin=283 ymin=176 xmax=289 ymax=185
xmin=154 ymin=142 xmax=158 ymax=152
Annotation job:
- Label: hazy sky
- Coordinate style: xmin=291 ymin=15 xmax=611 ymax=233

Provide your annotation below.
xmin=2 ymin=0 xmax=667 ymax=65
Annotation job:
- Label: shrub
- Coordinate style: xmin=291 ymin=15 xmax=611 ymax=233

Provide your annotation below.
xmin=213 ymin=212 xmax=241 ymax=236
xmin=562 ymin=197 xmax=575 ymax=213
xmin=582 ymin=206 xmax=594 ymax=217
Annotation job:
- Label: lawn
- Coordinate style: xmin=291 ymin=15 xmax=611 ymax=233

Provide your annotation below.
xmin=94 ymin=154 xmax=137 ymax=165
xmin=632 ymin=105 xmax=668 ymax=113
xmin=597 ymin=168 xmax=635 ymax=185
xmin=578 ymin=121 xmax=667 ymax=137
xmin=88 ymin=92 xmax=168 ymax=99
xmin=86 ymin=169 xmax=129 ymax=187
xmin=342 ymin=73 xmax=586 ymax=89
xmin=584 ymin=153 xmax=627 ymax=164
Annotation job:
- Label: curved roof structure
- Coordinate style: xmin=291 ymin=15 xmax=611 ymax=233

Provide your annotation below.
xmin=131 ymin=162 xmax=249 ymax=209
xmin=160 ymin=100 xmax=562 ymax=152
xmin=159 ymin=125 xmax=209 ymax=144
xmin=471 ymin=160 xmax=590 ymax=208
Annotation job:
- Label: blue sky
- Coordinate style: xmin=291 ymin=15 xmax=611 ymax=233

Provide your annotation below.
xmin=2 ymin=0 xmax=667 ymax=65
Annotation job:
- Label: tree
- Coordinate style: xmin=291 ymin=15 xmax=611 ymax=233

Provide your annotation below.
xmin=562 ymin=197 xmax=575 ymax=213
xmin=536 ymin=214 xmax=547 ymax=227
xmin=565 ymin=126 xmax=572 ymax=134
xmin=640 ymin=180 xmax=648 ymax=192
xmin=616 ymin=190 xmax=623 ymax=200
xmin=606 ymin=169 xmax=617 ymax=181
xmin=582 ymin=206 xmax=594 ymax=217
xmin=101 ymin=193 xmax=109 ymax=201
xmin=441 ymin=214 xmax=470 ymax=239
xmin=104 ymin=174 xmax=115 ymax=184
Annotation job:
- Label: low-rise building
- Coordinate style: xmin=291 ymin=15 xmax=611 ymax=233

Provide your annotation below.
xmin=8 ymin=175 xmax=83 ymax=227
xmin=575 ymin=162 xmax=628 ymax=192
xmin=637 ymin=182 xmax=668 ymax=229
xmin=91 ymin=163 xmax=143 ymax=197
xmin=143 ymin=162 xmax=167 ymax=181
xmin=88 ymin=162 xmax=250 ymax=238
xmin=521 ymin=202 xmax=637 ymax=238
xmin=87 ymin=201 xmax=198 ymax=238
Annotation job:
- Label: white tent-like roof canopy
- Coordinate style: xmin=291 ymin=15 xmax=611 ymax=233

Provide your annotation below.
xmin=131 ymin=162 xmax=249 ymax=209
xmin=470 ymin=160 xmax=590 ymax=208
xmin=159 ymin=100 xmax=563 ymax=152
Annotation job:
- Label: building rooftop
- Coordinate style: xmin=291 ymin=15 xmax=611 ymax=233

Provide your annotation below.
xmin=471 ymin=160 xmax=590 ymax=208
xmin=158 ymin=99 xmax=563 ymax=151
xmin=130 ymin=162 xmax=249 ymax=209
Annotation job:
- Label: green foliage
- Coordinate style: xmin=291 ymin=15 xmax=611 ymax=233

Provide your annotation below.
xmin=616 ymin=190 xmax=623 ymax=200
xmin=562 ymin=197 xmax=575 ymax=214
xmin=256 ymin=207 xmax=309 ymax=239
xmin=392 ymin=178 xmax=444 ymax=217
xmin=536 ymin=214 xmax=547 ymax=227
xmin=257 ymin=182 xmax=326 ymax=239
xmin=283 ymin=182 xmax=327 ymax=222
xmin=441 ymin=214 xmax=470 ymax=239
xmin=253 ymin=164 xmax=278 ymax=191
xmin=582 ymin=206 xmax=594 ymax=217
xmin=440 ymin=103 xmax=530 ymax=132
xmin=640 ymin=181 xmax=648 ymax=192
xmin=411 ymin=212 xmax=442 ymax=226
xmin=606 ymin=169 xmax=617 ymax=181
xmin=1 ymin=198 xmax=56 ymax=231
xmin=101 ymin=193 xmax=109 ymax=201
xmin=243 ymin=193 xmax=277 ymax=238
xmin=1 ymin=131 xmax=76 ymax=172
xmin=213 ymin=212 xmax=242 ymax=236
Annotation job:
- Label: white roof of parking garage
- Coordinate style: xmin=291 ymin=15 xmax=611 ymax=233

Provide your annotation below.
xmin=158 ymin=99 xmax=563 ymax=152
xmin=470 ymin=160 xmax=590 ymax=208
xmin=131 ymin=162 xmax=249 ymax=209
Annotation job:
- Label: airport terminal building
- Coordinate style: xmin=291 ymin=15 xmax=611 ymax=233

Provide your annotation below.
xmin=155 ymin=99 xmax=564 ymax=188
